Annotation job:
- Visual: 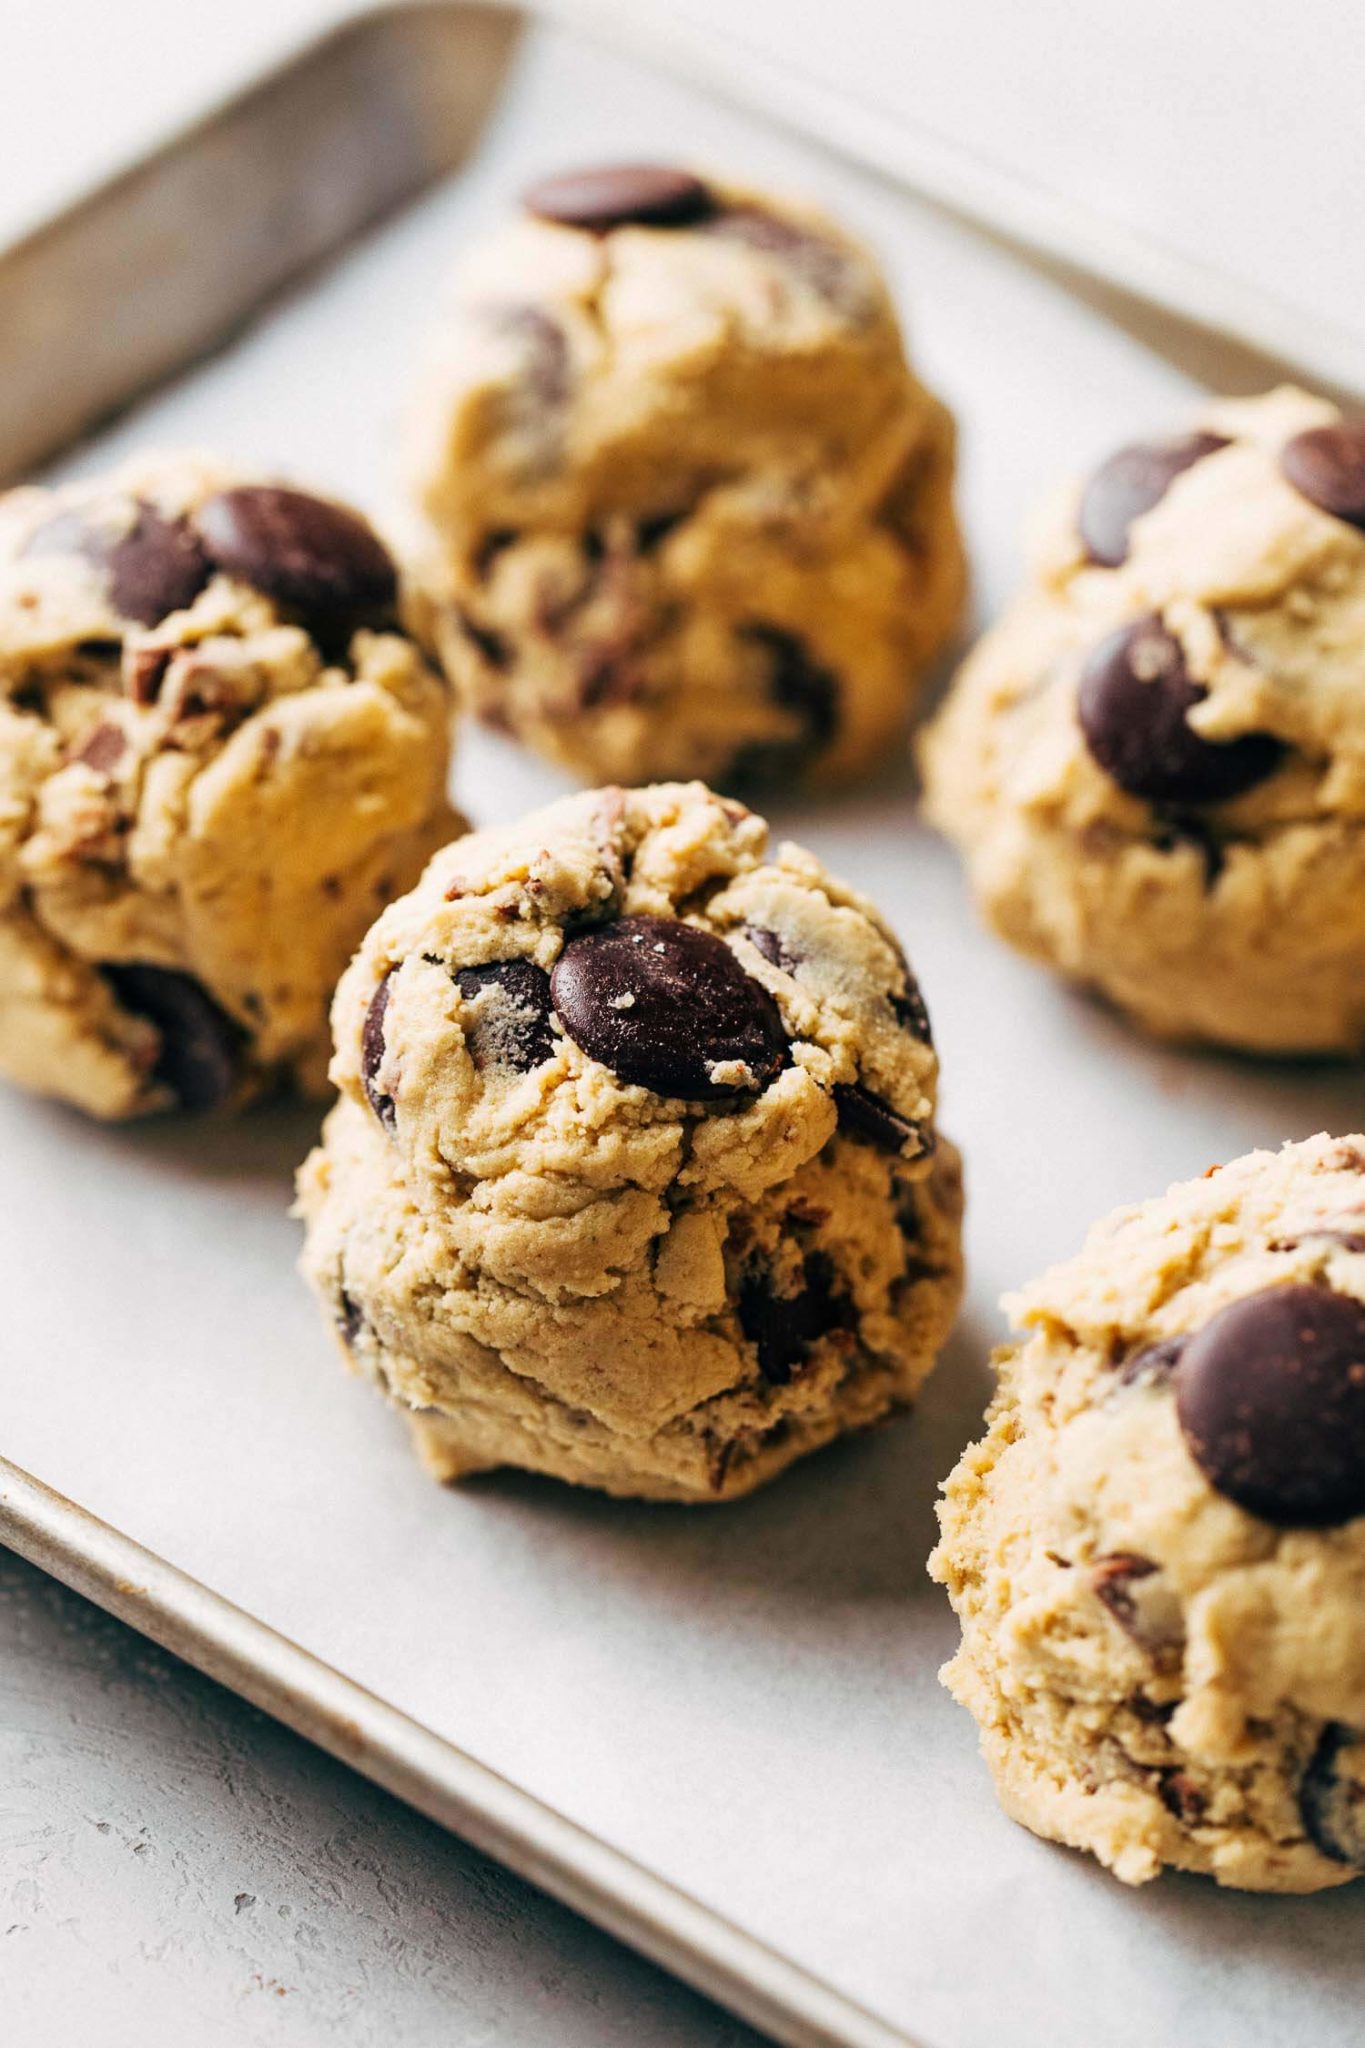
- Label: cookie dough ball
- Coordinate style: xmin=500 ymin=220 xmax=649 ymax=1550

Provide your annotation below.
xmin=922 ymin=385 xmax=1365 ymax=1054
xmin=0 ymin=455 xmax=462 ymax=1118
xmin=931 ymin=1134 xmax=1365 ymax=1891
xmin=403 ymin=163 xmax=964 ymax=792
xmin=297 ymin=781 xmax=962 ymax=1501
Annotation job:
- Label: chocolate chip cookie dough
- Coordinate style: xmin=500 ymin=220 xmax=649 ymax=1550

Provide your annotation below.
xmin=922 ymin=385 xmax=1365 ymax=1053
xmin=297 ymin=781 xmax=962 ymax=1501
xmin=0 ymin=455 xmax=461 ymax=1118
xmin=403 ymin=163 xmax=965 ymax=791
xmin=931 ymin=1134 xmax=1365 ymax=1891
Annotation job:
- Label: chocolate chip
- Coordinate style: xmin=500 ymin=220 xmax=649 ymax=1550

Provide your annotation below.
xmin=103 ymin=964 xmax=242 ymax=1112
xmin=456 ymin=608 xmax=511 ymax=670
xmin=1159 ymin=1771 xmax=1208 ymax=1825
xmin=473 ymin=528 xmax=518 ymax=579
xmin=578 ymin=642 xmax=643 ymax=710
xmin=550 ymin=915 xmax=787 ymax=1100
xmin=1152 ymin=811 xmax=1226 ymax=888
xmin=453 ymin=960 xmax=555 ymax=1073
xmin=636 ymin=508 xmax=686 ymax=553
xmin=1300 ymin=1723 xmax=1365 ymax=1864
xmin=72 ymin=722 xmax=128 ymax=775
xmin=1079 ymin=432 xmax=1230 ymax=567
xmin=485 ymin=304 xmax=570 ymax=408
xmin=522 ymin=164 xmax=714 ymax=232
xmin=700 ymin=205 xmax=862 ymax=309
xmin=1118 ymin=1335 xmax=1186 ymax=1386
xmin=738 ymin=1249 xmax=851 ymax=1385
xmin=195 ymin=487 xmax=397 ymax=635
xmin=890 ymin=977 xmax=932 ymax=1044
xmin=1174 ymin=1284 xmax=1365 ymax=1526
xmin=24 ymin=500 xmax=210 ymax=626
xmin=362 ymin=970 xmax=397 ymax=1130
xmin=728 ymin=625 xmax=839 ymax=787
xmin=1268 ymin=1227 xmax=1365 ymax=1254
xmin=832 ymin=1082 xmax=931 ymax=1159
xmin=1091 ymin=1553 xmax=1183 ymax=1657
xmin=1078 ymin=615 xmax=1281 ymax=805
xmin=1280 ymin=422 xmax=1365 ymax=531
xmin=126 ymin=645 xmax=172 ymax=705
xmin=338 ymin=1291 xmax=366 ymax=1347
xmin=743 ymin=925 xmax=796 ymax=971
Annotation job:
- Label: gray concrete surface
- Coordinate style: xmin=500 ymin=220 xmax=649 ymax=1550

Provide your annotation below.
xmin=0 ymin=1546 xmax=763 ymax=2046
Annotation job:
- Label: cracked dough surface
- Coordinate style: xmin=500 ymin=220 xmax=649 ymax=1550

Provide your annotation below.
xmin=931 ymin=1133 xmax=1365 ymax=1891
xmin=0 ymin=454 xmax=460 ymax=1117
xmin=297 ymin=781 xmax=962 ymax=1501
xmin=402 ymin=174 xmax=964 ymax=790
xmin=922 ymin=385 xmax=1365 ymax=1053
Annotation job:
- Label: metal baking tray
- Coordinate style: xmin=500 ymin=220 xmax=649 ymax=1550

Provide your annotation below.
xmin=1 ymin=9 xmax=1361 ymax=2047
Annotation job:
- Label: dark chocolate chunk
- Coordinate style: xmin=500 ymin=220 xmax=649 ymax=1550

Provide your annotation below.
xmin=473 ymin=528 xmax=519 ymax=579
xmin=832 ymin=1081 xmax=931 ymax=1159
xmin=522 ymin=164 xmax=714 ymax=232
xmin=550 ymin=915 xmax=787 ymax=1100
xmin=1174 ymin=1283 xmax=1365 ymax=1526
xmin=453 ymin=959 xmax=555 ymax=1073
xmin=1280 ymin=422 xmax=1365 ymax=531
xmin=1091 ymin=1553 xmax=1182 ymax=1657
xmin=738 ymin=1248 xmax=851 ymax=1385
xmin=195 ymin=487 xmax=397 ymax=634
xmin=1078 ymin=614 xmax=1281 ymax=805
xmin=727 ymin=624 xmax=840 ymax=787
xmin=24 ymin=499 xmax=210 ymax=627
xmin=1118 ymin=1334 xmax=1186 ymax=1386
xmin=700 ymin=205 xmax=862 ymax=309
xmin=743 ymin=924 xmax=796 ymax=972
xmin=338 ymin=1291 xmax=366 ymax=1347
xmin=456 ymin=608 xmax=511 ymax=670
xmin=1078 ymin=431 xmax=1230 ymax=568
xmin=126 ymin=645 xmax=172 ymax=705
xmin=485 ymin=304 xmax=571 ymax=407
xmin=636 ymin=508 xmax=686 ymax=553
xmin=1300 ymin=1723 xmax=1365 ymax=1864
xmin=72 ymin=722 xmax=128 ymax=775
xmin=890 ymin=977 xmax=932 ymax=1044
xmin=1158 ymin=1771 xmax=1208 ymax=1825
xmin=1152 ymin=810 xmax=1226 ymax=888
xmin=361 ymin=970 xmax=397 ymax=1131
xmin=1268 ymin=1227 xmax=1365 ymax=1254
xmin=103 ymin=963 xmax=242 ymax=1112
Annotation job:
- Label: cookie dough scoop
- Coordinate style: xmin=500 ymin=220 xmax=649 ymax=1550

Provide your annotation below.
xmin=931 ymin=1133 xmax=1365 ymax=1890
xmin=922 ymin=386 xmax=1365 ymax=1053
xmin=297 ymin=780 xmax=962 ymax=1501
xmin=402 ymin=162 xmax=964 ymax=792
xmin=0 ymin=455 xmax=463 ymax=1117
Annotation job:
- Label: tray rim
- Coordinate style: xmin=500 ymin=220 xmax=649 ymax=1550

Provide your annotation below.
xmin=0 ymin=1453 xmax=916 ymax=2048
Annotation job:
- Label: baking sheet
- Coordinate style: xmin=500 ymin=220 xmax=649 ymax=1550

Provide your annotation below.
xmin=3 ymin=20 xmax=1363 ymax=2046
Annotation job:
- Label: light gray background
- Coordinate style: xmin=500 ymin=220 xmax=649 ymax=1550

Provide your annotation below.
xmin=3 ymin=8 xmax=1363 ymax=2048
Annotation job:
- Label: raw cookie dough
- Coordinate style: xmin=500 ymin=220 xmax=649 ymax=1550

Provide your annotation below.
xmin=0 ymin=454 xmax=462 ymax=1117
xmin=297 ymin=780 xmax=962 ymax=1501
xmin=921 ymin=385 xmax=1365 ymax=1053
xmin=402 ymin=163 xmax=965 ymax=791
xmin=931 ymin=1133 xmax=1365 ymax=1891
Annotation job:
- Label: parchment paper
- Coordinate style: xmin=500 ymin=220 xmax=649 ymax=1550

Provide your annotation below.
xmin=3 ymin=26 xmax=1361 ymax=2046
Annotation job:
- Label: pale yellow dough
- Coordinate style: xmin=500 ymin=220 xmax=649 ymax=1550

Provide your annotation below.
xmin=931 ymin=1134 xmax=1365 ymax=1891
xmin=0 ymin=454 xmax=461 ymax=1117
xmin=402 ymin=176 xmax=965 ymax=790
xmin=922 ymin=386 xmax=1365 ymax=1054
xmin=297 ymin=781 xmax=962 ymax=1501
